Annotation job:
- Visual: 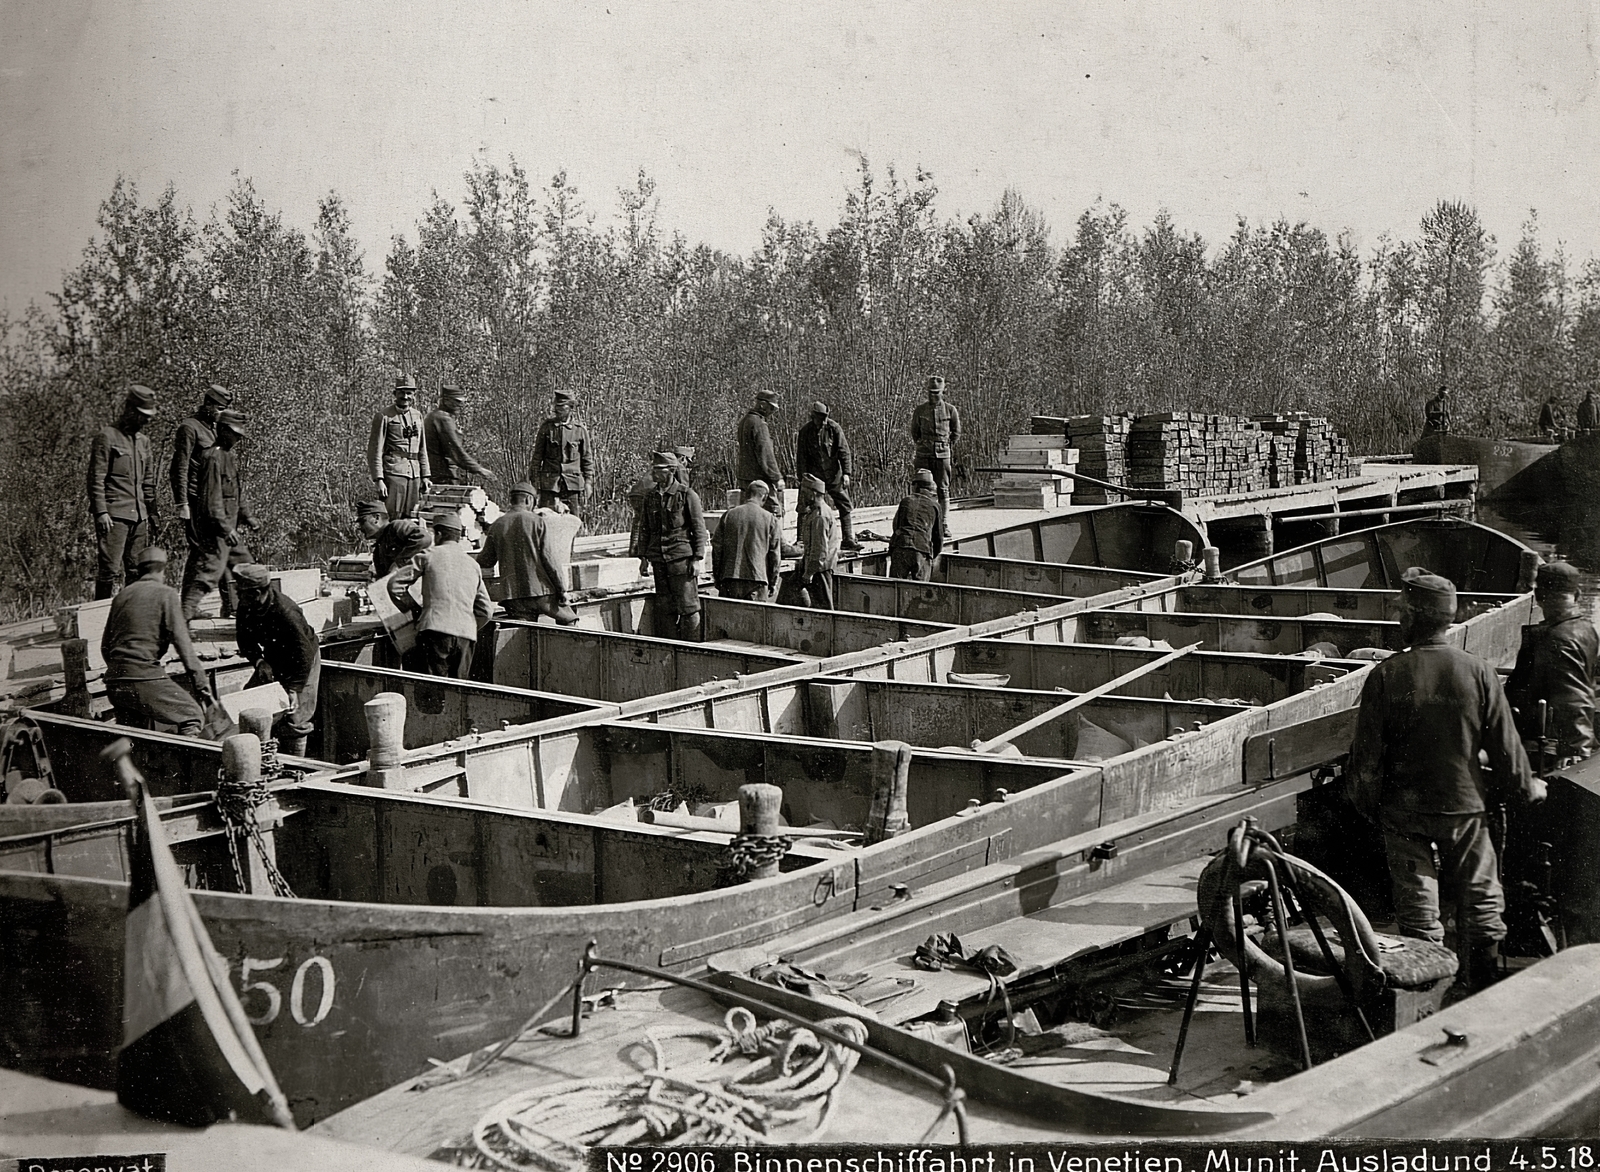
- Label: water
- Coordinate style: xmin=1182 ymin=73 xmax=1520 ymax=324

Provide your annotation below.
xmin=1478 ymin=498 xmax=1600 ymax=625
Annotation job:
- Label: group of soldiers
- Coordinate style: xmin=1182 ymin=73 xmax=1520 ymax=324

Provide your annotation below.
xmin=1423 ymin=384 xmax=1600 ymax=437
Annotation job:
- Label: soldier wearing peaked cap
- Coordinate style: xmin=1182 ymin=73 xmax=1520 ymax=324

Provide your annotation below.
xmin=101 ymin=546 xmax=211 ymax=738
xmin=1346 ymin=567 xmax=1544 ymax=993
xmin=88 ymin=384 xmax=159 ymax=599
xmin=424 ymin=380 xmax=491 ymax=486
xmin=389 ymin=510 xmax=492 ymax=679
xmin=911 ymin=375 xmax=962 ymax=538
xmin=172 ymin=383 xmax=237 ymax=613
xmin=888 ymin=467 xmax=944 ymax=581
xmin=532 ymin=389 xmax=595 ymax=517
xmin=368 ymin=375 xmax=431 ymax=520
xmin=477 ymin=481 xmax=578 ymax=626
xmin=738 ymin=389 xmax=786 ymax=526
xmin=233 ymin=563 xmax=320 ymax=757
xmin=795 ymin=400 xmax=859 ymax=551
xmin=1507 ymin=560 xmax=1598 ymax=764
xmin=182 ymin=410 xmax=255 ymax=619
xmin=795 ymin=473 xmax=840 ymax=611
xmin=633 ymin=450 xmax=707 ymax=640
xmin=711 ymin=480 xmax=781 ymax=603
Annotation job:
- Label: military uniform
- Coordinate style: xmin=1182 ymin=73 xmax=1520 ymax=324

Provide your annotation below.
xmin=635 ymin=460 xmax=706 ymax=638
xmin=532 ymin=404 xmax=594 ymax=515
xmin=102 ymin=551 xmax=208 ymax=736
xmin=888 ymin=478 xmax=944 ymax=581
xmin=234 ymin=564 xmax=320 ymax=755
xmin=402 ymin=523 xmax=491 ymax=679
xmin=1507 ymin=563 xmax=1598 ymax=762
xmin=712 ymin=495 xmax=781 ymax=602
xmin=425 ymin=397 xmax=490 ymax=485
xmin=171 ymin=386 xmax=235 ymax=613
xmin=182 ymin=413 xmax=253 ymax=619
xmin=1423 ymin=389 xmax=1451 ymax=434
xmin=368 ymin=398 xmax=430 ymax=519
xmin=796 ymin=478 xmax=840 ymax=611
xmin=1578 ymin=392 xmax=1598 ymax=432
xmin=737 ymin=395 xmax=785 ymax=521
xmin=795 ymin=404 xmax=856 ymax=548
xmin=911 ymin=379 xmax=962 ymax=532
xmin=478 ymin=490 xmax=577 ymax=624
xmin=88 ymin=388 xmax=158 ymax=599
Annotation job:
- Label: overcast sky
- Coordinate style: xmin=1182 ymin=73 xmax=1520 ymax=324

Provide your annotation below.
xmin=3 ymin=1 xmax=1598 ymax=315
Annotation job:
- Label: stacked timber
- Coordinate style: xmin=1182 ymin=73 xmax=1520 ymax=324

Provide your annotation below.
xmin=1032 ymin=414 xmax=1132 ymax=503
xmin=992 ymin=434 xmax=1077 ymax=508
xmin=1126 ymin=413 xmax=1275 ymax=496
xmin=1252 ymin=414 xmax=1358 ymax=486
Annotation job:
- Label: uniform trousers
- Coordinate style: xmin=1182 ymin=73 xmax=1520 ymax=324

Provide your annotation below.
xmin=95 ymin=519 xmax=149 ymax=599
xmin=413 ymin=631 xmax=475 ymax=679
xmin=384 ymin=474 xmax=424 ymax=520
xmin=107 ymin=676 xmax=203 ymax=737
xmin=181 ymin=528 xmax=247 ymax=617
xmin=888 ymin=549 xmax=933 ymax=581
xmin=716 ymin=580 xmax=769 ymax=602
xmin=1382 ymin=812 xmax=1505 ymax=947
xmin=536 ymin=488 xmax=583 ymax=519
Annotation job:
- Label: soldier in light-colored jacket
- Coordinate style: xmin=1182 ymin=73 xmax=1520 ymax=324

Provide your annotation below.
xmin=368 ymin=375 xmax=431 ymax=519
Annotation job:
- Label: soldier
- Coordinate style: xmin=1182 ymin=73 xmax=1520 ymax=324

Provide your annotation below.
xmin=888 ymin=468 xmax=944 ymax=581
xmin=477 ymin=482 xmax=578 ymax=624
xmin=1538 ymin=397 xmax=1563 ymax=439
xmin=737 ymin=389 xmax=785 ymax=523
xmin=395 ymin=512 xmax=492 ymax=679
xmin=712 ymin=481 xmax=781 ymax=602
xmin=1423 ymin=385 xmax=1452 ymax=434
xmin=911 ymin=375 xmax=962 ymax=538
xmin=1507 ymin=561 xmax=1598 ymax=765
xmin=233 ymin=563 xmax=320 ymax=757
xmin=795 ymin=474 xmax=840 ymax=611
xmin=1578 ymin=389 xmax=1598 ymax=433
xmin=170 ymin=384 xmax=237 ymax=615
xmin=101 ymin=547 xmax=209 ymax=737
xmin=634 ymin=451 xmax=706 ymax=641
xmin=531 ymin=390 xmax=594 ymax=516
xmin=88 ymin=384 xmax=159 ymax=599
xmin=355 ymin=500 xmax=433 ymax=579
xmin=424 ymin=381 xmax=491 ymax=486
xmin=181 ymin=410 xmax=254 ymax=620
xmin=795 ymin=401 xmax=860 ymax=551
xmin=1346 ymin=567 xmax=1544 ymax=992
xmin=368 ymin=374 xmax=431 ymax=519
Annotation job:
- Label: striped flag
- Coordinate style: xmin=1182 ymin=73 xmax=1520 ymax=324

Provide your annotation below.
xmin=113 ymin=741 xmax=295 ymax=1129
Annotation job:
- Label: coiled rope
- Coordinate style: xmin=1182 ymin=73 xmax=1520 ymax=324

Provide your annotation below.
xmin=468 ymin=1008 xmax=868 ymax=1169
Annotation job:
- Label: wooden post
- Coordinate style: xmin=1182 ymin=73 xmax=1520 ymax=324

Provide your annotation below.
xmin=60 ymin=638 xmax=90 ymax=717
xmin=366 ymin=693 xmax=407 ymax=789
xmin=865 ymin=740 xmax=913 ymax=844
xmin=222 ymin=733 xmax=277 ymax=894
xmin=737 ymin=783 xmax=784 ymax=880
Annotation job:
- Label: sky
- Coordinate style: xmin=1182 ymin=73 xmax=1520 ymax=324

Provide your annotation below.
xmin=3 ymin=1 xmax=1599 ymax=315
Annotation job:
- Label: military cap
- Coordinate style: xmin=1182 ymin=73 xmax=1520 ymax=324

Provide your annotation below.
xmin=356 ymin=499 xmax=386 ymax=519
xmin=811 ymin=401 xmax=829 ymax=416
xmin=136 ymin=546 xmax=168 ymax=570
xmin=432 ymin=510 xmax=465 ymax=534
xmin=1536 ymin=561 xmax=1583 ymax=593
xmin=394 ymin=374 xmax=418 ymax=392
xmin=216 ymin=409 xmax=248 ymax=434
xmin=746 ymin=479 xmax=770 ymax=496
xmin=925 ymin=376 xmax=946 ymax=392
xmin=673 ymin=444 xmax=696 ymax=462
xmin=1400 ymin=566 xmax=1457 ymax=619
xmin=913 ymin=468 xmax=936 ymax=488
xmin=800 ymin=474 xmax=827 ymax=493
xmin=203 ymin=384 xmax=233 ymax=406
xmin=440 ymin=380 xmax=464 ymax=398
xmin=126 ymin=384 xmax=157 ymax=414
xmin=233 ymin=563 xmax=272 ymax=589
xmin=754 ymin=389 xmax=780 ymax=404
xmin=553 ymin=390 xmax=574 ymax=405
xmin=651 ymin=450 xmax=680 ymax=468
xmin=510 ymin=481 xmax=537 ymax=499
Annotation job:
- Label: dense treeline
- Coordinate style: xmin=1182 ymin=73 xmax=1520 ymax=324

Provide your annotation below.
xmin=3 ymin=158 xmax=1599 ymax=619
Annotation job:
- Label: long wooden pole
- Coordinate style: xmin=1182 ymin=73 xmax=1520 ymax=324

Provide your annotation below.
xmin=972 ymin=641 xmax=1203 ymax=754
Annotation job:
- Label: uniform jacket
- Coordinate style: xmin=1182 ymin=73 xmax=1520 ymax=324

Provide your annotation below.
xmin=101 ymin=576 xmax=205 ymax=682
xmin=199 ymin=446 xmax=252 ymax=536
xmin=1346 ymin=638 xmax=1534 ymax=821
xmin=477 ymin=506 xmax=563 ymax=600
xmin=88 ymin=425 xmax=156 ymax=522
xmin=737 ymin=410 xmax=783 ymax=484
xmin=911 ymin=399 xmax=962 ymax=458
xmin=888 ymin=492 xmax=944 ymax=558
xmin=1579 ymin=396 xmax=1598 ymax=430
xmin=635 ymin=481 xmax=706 ymax=564
xmin=412 ymin=540 xmax=492 ymax=640
xmin=371 ymin=520 xmax=432 ymax=579
xmin=368 ymin=405 xmax=430 ymax=481
xmin=1506 ymin=610 xmax=1598 ymax=736
xmin=169 ymin=414 xmax=216 ymax=506
xmin=532 ymin=417 xmax=594 ymax=494
xmin=1424 ymin=395 xmax=1451 ymax=432
xmin=795 ymin=417 xmax=853 ymax=486
xmin=236 ymin=585 xmax=319 ymax=691
xmin=424 ymin=408 xmax=489 ymax=484
xmin=799 ymin=498 xmax=841 ymax=580
xmin=712 ymin=501 xmax=781 ymax=586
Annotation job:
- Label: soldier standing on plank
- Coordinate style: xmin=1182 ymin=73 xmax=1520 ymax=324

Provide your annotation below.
xmin=368 ymin=374 xmax=431 ymax=519
xmin=171 ymin=384 xmax=236 ymax=613
xmin=634 ymin=450 xmax=706 ymax=641
xmin=182 ymin=410 xmax=254 ymax=620
xmin=738 ymin=389 xmax=786 ymax=524
xmin=88 ymin=384 xmax=159 ymax=599
xmin=911 ymin=375 xmax=962 ymax=539
xmin=712 ymin=480 xmax=782 ymax=602
xmin=424 ymin=380 xmax=492 ymax=486
xmin=795 ymin=401 xmax=860 ymax=552
xmin=532 ymin=390 xmax=595 ymax=517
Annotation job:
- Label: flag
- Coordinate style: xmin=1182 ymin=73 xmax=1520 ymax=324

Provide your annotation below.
xmin=116 ymin=757 xmax=295 ymax=1129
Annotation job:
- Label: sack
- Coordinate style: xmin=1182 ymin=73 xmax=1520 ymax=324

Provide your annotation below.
xmin=776 ymin=571 xmax=810 ymax=608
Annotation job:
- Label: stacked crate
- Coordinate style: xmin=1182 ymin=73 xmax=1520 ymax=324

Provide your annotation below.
xmin=992 ymin=434 xmax=1078 ymax=508
xmin=1252 ymin=414 xmax=1358 ymax=485
xmin=1032 ymin=414 xmax=1131 ymax=504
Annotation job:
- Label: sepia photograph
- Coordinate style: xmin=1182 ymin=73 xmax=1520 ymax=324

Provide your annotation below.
xmin=1 ymin=2 xmax=1598 ymax=1167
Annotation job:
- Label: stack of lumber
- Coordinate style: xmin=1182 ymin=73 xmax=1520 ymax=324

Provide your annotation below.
xmin=1032 ymin=414 xmax=1132 ymax=503
xmin=1126 ymin=413 xmax=1277 ymax=496
xmin=1252 ymin=414 xmax=1358 ymax=486
xmin=991 ymin=434 xmax=1078 ymax=508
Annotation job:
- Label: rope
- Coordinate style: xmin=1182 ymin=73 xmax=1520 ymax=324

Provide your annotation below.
xmin=215 ymin=769 xmax=296 ymax=898
xmin=467 ymin=1009 xmax=868 ymax=1169
xmin=726 ymin=833 xmax=790 ymax=879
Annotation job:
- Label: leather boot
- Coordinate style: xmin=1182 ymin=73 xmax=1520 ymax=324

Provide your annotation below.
xmin=1466 ymin=939 xmax=1502 ymax=991
xmin=679 ymin=612 xmax=702 ymax=642
xmin=839 ymin=509 xmax=862 ymax=552
xmin=180 ymin=585 xmax=207 ymax=622
xmin=280 ymin=735 xmax=308 ymax=758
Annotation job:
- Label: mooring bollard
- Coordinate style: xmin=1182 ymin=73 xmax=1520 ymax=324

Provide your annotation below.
xmin=1202 ymin=546 xmax=1223 ymax=582
xmin=366 ymin=693 xmax=407 ymax=789
xmin=736 ymin=783 xmax=785 ymax=881
xmin=222 ymin=732 xmax=262 ymax=788
xmin=1518 ymin=550 xmax=1541 ymax=593
xmin=1174 ymin=540 xmax=1194 ymax=568
xmin=865 ymin=739 xmax=913 ymax=845
xmin=239 ymin=708 xmax=274 ymax=743
xmin=60 ymin=638 xmax=91 ymax=718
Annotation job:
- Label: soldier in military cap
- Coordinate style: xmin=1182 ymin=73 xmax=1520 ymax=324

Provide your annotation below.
xmin=532 ymin=390 xmax=595 ymax=517
xmin=368 ymin=374 xmax=431 ymax=519
xmin=888 ymin=468 xmax=944 ymax=581
xmin=795 ymin=401 xmax=859 ymax=551
xmin=738 ymin=389 xmax=786 ymax=524
xmin=1423 ymin=385 xmax=1452 ymax=434
xmin=233 ymin=563 xmax=320 ymax=757
xmin=182 ymin=410 xmax=255 ymax=619
xmin=1346 ymin=567 xmax=1543 ymax=992
xmin=795 ymin=474 xmax=841 ymax=611
xmin=355 ymin=499 xmax=432 ymax=580
xmin=911 ymin=375 xmax=962 ymax=538
xmin=1508 ymin=560 xmax=1597 ymax=764
xmin=633 ymin=451 xmax=707 ymax=640
xmin=425 ymin=380 xmax=492 ymax=486
xmin=88 ymin=384 xmax=159 ymax=598
xmin=477 ymin=482 xmax=578 ymax=625
xmin=102 ymin=547 xmax=210 ymax=737
xmin=171 ymin=384 xmax=235 ymax=610
xmin=391 ymin=511 xmax=492 ymax=679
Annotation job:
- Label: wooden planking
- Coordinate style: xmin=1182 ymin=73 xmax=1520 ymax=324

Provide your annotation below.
xmin=19 ymin=711 xmax=234 ymax=801
xmin=954 ymin=640 xmax=1313 ymax=705
xmin=1243 ymin=708 xmax=1361 ymax=784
